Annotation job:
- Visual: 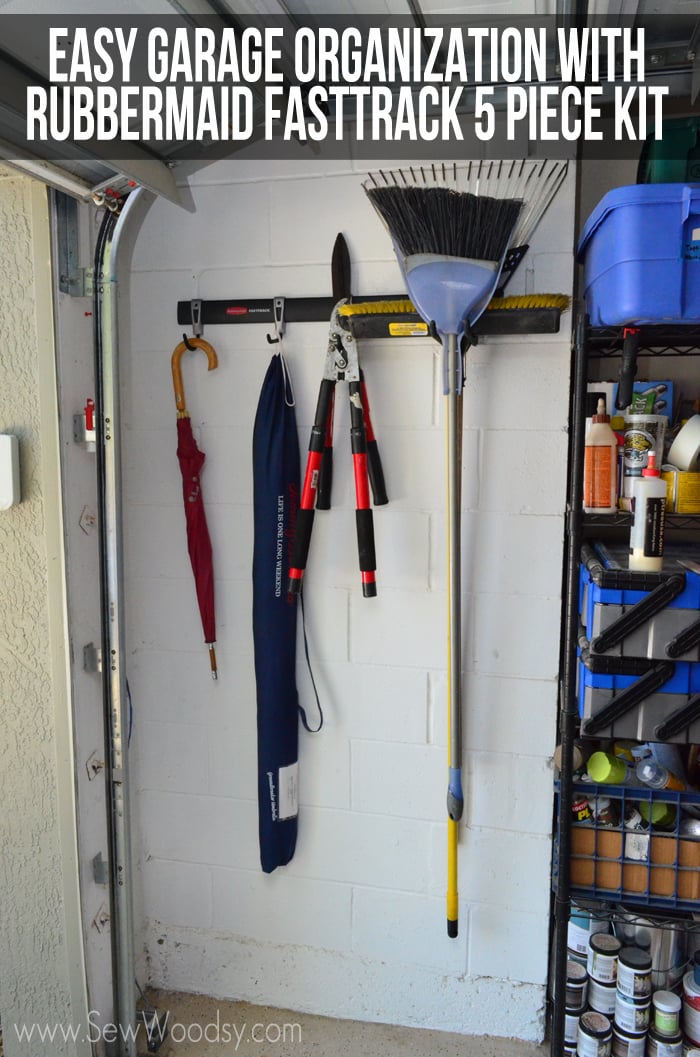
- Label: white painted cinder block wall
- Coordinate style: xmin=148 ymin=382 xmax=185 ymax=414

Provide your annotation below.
xmin=123 ymin=156 xmax=575 ymax=1042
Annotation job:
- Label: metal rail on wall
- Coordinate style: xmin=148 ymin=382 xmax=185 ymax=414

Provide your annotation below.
xmin=94 ymin=189 xmax=151 ymax=1057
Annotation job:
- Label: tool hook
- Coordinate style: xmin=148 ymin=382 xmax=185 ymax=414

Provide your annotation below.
xmin=266 ymin=296 xmax=286 ymax=345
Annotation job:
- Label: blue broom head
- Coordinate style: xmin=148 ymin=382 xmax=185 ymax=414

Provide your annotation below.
xmin=402 ymin=252 xmax=500 ymax=338
xmin=364 ymin=160 xmax=569 ymax=334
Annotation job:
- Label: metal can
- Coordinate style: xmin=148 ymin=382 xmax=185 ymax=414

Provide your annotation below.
xmin=611 ymin=1024 xmax=647 ymax=1057
xmin=616 ymin=946 xmax=652 ymax=999
xmin=588 ymin=933 xmax=622 ymax=984
xmin=588 ymin=977 xmax=617 ymax=1016
xmin=683 ymin=971 xmax=700 ymax=1047
xmin=652 ymin=990 xmax=681 ymax=1036
xmin=565 ymin=1006 xmax=581 ymax=1045
xmin=613 ymin=989 xmax=650 ymax=1036
xmin=646 ymin=1024 xmax=683 ymax=1057
xmin=577 ymin=1011 xmax=613 ymax=1057
xmin=565 ymin=960 xmax=588 ymax=1011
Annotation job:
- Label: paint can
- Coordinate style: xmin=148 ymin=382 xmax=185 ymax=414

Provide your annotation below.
xmin=569 ymin=901 xmax=610 ymax=957
xmin=566 ymin=960 xmax=589 ymax=1011
xmin=652 ymin=990 xmax=681 ymax=1036
xmin=683 ymin=971 xmax=700 ymax=1046
xmin=646 ymin=1024 xmax=683 ymax=1057
xmin=588 ymin=977 xmax=618 ymax=1016
xmin=565 ymin=1006 xmax=581 ymax=1045
xmin=623 ymin=413 xmax=667 ymax=496
xmin=588 ymin=933 xmax=622 ymax=983
xmin=617 ymin=913 xmax=686 ymax=991
xmin=613 ymin=989 xmax=650 ymax=1036
xmin=577 ymin=1011 xmax=613 ymax=1057
xmin=616 ymin=947 xmax=652 ymax=999
xmin=611 ymin=1024 xmax=648 ymax=1057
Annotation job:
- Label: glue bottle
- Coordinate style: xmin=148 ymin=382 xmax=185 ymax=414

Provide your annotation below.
xmin=628 ymin=452 xmax=666 ymax=572
xmin=583 ymin=398 xmax=618 ymax=513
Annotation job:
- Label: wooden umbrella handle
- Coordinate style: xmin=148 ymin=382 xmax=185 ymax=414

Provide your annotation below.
xmin=171 ymin=337 xmax=218 ymax=413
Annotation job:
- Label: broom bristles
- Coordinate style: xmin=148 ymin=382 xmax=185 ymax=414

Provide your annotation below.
xmin=364 ymin=159 xmax=568 ymax=265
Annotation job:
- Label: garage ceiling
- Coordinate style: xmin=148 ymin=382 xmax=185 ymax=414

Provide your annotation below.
xmin=0 ymin=0 xmax=698 ymax=205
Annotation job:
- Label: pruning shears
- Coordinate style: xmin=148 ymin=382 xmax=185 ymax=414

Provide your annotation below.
xmin=288 ymin=236 xmax=388 ymax=598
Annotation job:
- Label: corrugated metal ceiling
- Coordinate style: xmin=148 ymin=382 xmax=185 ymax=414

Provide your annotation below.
xmin=0 ymin=0 xmax=697 ymax=204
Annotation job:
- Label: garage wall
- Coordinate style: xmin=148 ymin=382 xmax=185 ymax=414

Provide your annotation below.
xmin=123 ymin=156 xmax=575 ymax=1041
xmin=0 ymin=172 xmax=90 ymax=1057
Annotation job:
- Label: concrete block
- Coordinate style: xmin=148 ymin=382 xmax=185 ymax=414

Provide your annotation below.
xmin=351 ymin=887 xmax=467 ymax=973
xmin=305 ymin=507 xmax=429 ymax=593
xmin=462 ymin=344 xmax=570 ymax=431
xmin=429 ymin=826 xmax=552 ymax=917
xmin=466 ymin=751 xmax=553 ymax=836
xmin=351 ymin=741 xmax=444 ymax=822
xmin=285 ymin=806 xmax=432 ymax=891
xmin=349 ymin=587 xmax=445 ymax=669
xmin=140 ymin=791 xmax=259 ymax=871
xmin=123 ymin=426 xmax=184 ymax=505
xmin=135 ymin=719 xmax=209 ymax=796
xmin=468 ymin=903 xmax=549 ymax=985
xmin=211 ymin=867 xmax=352 ymax=951
xmin=269 ymin=174 xmax=387 ymax=264
xmin=132 ymin=183 xmax=271 ymax=273
xmin=304 ymin=662 xmax=428 ymax=745
xmin=126 ymin=648 xmax=219 ymax=726
xmin=471 ymin=592 xmax=562 ymax=680
xmin=428 ymin=671 xmax=558 ymax=758
xmin=298 ymin=724 xmax=350 ymax=809
xmin=207 ymin=673 xmax=258 ymax=801
xmin=479 ymin=429 xmax=568 ymax=516
xmin=431 ymin=510 xmax=564 ymax=598
xmin=142 ymin=858 xmax=212 ymax=930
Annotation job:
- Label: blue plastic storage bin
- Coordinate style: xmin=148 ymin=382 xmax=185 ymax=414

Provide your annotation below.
xmin=577 ymin=183 xmax=700 ymax=325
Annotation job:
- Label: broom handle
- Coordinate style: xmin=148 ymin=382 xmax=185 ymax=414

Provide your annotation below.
xmin=445 ymin=331 xmax=464 ymax=939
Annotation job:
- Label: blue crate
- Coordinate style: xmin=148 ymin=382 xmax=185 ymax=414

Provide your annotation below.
xmin=577 ymin=183 xmax=700 ymax=325
xmin=580 ymin=561 xmax=700 ymax=637
xmin=579 ymin=657 xmax=700 ymax=694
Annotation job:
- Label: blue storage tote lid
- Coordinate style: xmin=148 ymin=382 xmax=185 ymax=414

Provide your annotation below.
xmin=577 ymin=182 xmax=700 ymax=261
xmin=577 ymin=182 xmax=700 ymax=325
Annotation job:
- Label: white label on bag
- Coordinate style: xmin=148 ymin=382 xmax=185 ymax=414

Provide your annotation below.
xmin=278 ymin=762 xmax=298 ymax=820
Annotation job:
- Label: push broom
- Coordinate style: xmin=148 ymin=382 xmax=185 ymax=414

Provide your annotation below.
xmin=364 ymin=158 xmax=568 ymax=938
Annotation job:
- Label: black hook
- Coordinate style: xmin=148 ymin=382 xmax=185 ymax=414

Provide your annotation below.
xmin=182 ymin=333 xmax=197 ymax=351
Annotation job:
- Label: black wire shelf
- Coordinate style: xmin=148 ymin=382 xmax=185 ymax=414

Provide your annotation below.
xmin=587 ymin=323 xmax=700 ymax=357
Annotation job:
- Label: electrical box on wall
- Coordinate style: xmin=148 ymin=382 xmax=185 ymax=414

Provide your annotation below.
xmin=0 ymin=434 xmax=20 ymax=509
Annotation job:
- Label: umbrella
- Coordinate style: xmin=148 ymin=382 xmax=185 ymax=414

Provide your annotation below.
xmin=171 ymin=336 xmax=219 ymax=679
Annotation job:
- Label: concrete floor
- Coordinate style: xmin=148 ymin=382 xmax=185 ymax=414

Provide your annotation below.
xmin=138 ymin=991 xmax=550 ymax=1057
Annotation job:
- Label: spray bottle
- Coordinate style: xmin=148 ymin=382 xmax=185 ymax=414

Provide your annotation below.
xmin=629 ymin=452 xmax=667 ymax=572
xmin=583 ymin=398 xmax=618 ymax=513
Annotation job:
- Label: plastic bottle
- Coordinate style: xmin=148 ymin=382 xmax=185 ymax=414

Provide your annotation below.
xmin=587 ymin=751 xmax=631 ymax=785
xmin=628 ymin=452 xmax=667 ymax=571
xmin=583 ymin=398 xmax=618 ymax=513
xmin=635 ymin=758 xmax=686 ymax=792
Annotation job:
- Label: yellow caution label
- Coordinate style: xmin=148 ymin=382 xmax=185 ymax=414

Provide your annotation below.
xmin=388 ymin=321 xmax=429 ymax=337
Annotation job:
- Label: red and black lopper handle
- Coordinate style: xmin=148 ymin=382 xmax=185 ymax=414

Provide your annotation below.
xmin=349 ymin=379 xmax=378 ymax=597
xmin=315 ymin=384 xmax=335 ymax=510
xmin=359 ymin=369 xmax=388 ymax=507
xmin=288 ymin=378 xmax=335 ymax=595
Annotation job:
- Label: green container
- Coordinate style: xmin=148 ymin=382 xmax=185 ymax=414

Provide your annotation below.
xmin=637 ymin=117 xmax=700 ymax=184
xmin=638 ymin=800 xmax=677 ymax=830
xmin=587 ymin=751 xmax=628 ymax=784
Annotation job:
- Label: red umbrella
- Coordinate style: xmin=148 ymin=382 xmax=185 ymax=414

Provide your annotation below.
xmin=171 ymin=337 xmax=219 ymax=679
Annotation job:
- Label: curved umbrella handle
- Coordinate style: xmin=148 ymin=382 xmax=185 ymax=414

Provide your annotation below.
xmin=171 ymin=337 xmax=218 ymax=413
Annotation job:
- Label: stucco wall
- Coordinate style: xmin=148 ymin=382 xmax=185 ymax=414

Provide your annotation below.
xmin=0 ymin=170 xmax=89 ymax=1057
